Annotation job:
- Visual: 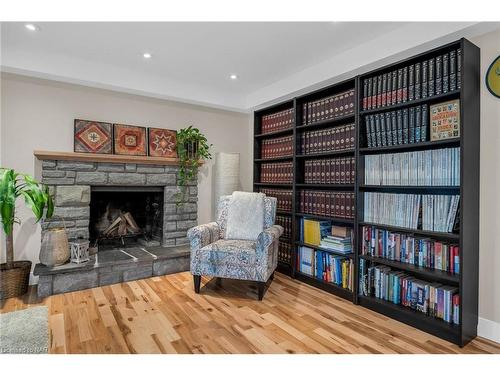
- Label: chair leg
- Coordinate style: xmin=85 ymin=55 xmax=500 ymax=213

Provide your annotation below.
xmin=193 ymin=275 xmax=201 ymax=294
xmin=257 ymin=281 xmax=266 ymax=301
xmin=270 ymin=272 xmax=275 ymax=281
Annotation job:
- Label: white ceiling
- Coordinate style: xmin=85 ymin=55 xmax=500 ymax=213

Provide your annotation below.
xmin=1 ymin=22 xmax=498 ymax=112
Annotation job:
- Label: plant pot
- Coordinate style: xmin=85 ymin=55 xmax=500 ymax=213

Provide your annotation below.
xmin=184 ymin=141 xmax=200 ymax=161
xmin=0 ymin=260 xmax=32 ymax=300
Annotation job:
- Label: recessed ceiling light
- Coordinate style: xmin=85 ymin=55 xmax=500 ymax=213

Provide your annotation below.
xmin=143 ymin=53 xmax=152 ymax=59
xmin=25 ymin=24 xmax=38 ymax=31
xmin=230 ymin=74 xmax=238 ymax=80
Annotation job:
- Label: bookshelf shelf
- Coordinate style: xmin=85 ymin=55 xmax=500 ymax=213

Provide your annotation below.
xmin=358 ymin=222 xmax=460 ymax=241
xmin=254 ymin=127 xmax=293 ymax=139
xmin=296 ymin=150 xmax=355 ymax=158
xmin=359 ymin=138 xmax=460 ymax=154
xmin=296 ymin=183 xmax=354 ymax=189
xmin=295 ymin=272 xmax=353 ymax=301
xmin=296 ymin=213 xmax=354 ymax=225
xmin=254 ymin=156 xmax=293 ymax=162
xmin=359 ymin=89 xmax=460 ymax=116
xmin=359 ymin=185 xmax=460 ymax=194
xmin=254 ymin=38 xmax=479 ymax=347
xmin=295 ymin=113 xmax=355 ymax=130
xmin=359 ymin=254 xmax=459 ymax=284
xmin=276 ymin=210 xmax=293 ymax=216
xmin=296 ymin=241 xmax=354 ymax=259
xmin=253 ymin=182 xmax=293 ymax=187
xmin=358 ymin=296 xmax=460 ymax=343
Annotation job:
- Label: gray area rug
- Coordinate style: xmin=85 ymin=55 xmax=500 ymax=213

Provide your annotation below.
xmin=0 ymin=306 xmax=49 ymax=354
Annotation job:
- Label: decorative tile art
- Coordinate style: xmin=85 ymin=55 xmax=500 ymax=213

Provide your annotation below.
xmin=148 ymin=128 xmax=177 ymax=158
xmin=113 ymin=124 xmax=147 ymax=156
xmin=74 ymin=119 xmax=113 ymax=154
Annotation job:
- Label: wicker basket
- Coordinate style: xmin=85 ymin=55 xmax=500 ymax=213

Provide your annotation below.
xmin=0 ymin=261 xmax=32 ymax=300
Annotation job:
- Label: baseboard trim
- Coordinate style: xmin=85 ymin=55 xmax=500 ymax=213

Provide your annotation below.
xmin=478 ymin=317 xmax=500 ymax=344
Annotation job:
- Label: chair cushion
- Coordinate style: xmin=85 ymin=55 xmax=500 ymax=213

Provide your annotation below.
xmin=193 ymin=239 xmax=257 ymax=266
xmin=225 ymin=191 xmax=265 ymax=241
xmin=217 ymin=195 xmax=277 ymax=239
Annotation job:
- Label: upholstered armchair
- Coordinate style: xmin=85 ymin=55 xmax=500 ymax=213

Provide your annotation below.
xmin=187 ymin=194 xmax=283 ymax=300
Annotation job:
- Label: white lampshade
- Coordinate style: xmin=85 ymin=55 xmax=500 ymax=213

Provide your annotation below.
xmin=214 ymin=152 xmax=240 ymax=216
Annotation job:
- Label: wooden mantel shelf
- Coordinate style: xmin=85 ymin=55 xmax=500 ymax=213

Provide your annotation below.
xmin=34 ymin=150 xmax=184 ymax=166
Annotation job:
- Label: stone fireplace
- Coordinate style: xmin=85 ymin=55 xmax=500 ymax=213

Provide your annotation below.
xmin=33 ymin=151 xmax=197 ymax=297
xmin=39 ymin=158 xmax=197 ymax=246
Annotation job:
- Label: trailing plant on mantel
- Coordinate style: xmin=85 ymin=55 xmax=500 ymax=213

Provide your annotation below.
xmin=175 ymin=126 xmax=212 ymax=205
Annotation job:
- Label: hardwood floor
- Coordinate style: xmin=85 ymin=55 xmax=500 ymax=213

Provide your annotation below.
xmin=1 ymin=271 xmax=499 ymax=354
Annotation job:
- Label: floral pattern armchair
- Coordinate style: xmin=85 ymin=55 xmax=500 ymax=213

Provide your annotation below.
xmin=187 ymin=195 xmax=283 ymax=300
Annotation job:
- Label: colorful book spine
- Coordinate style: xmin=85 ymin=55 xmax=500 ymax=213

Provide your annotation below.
xmin=359 ymin=259 xmax=460 ymax=324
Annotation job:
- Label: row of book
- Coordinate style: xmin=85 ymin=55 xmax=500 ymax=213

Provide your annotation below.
xmin=364 ymin=105 xmax=428 ymax=148
xmin=362 ymin=48 xmax=462 ymax=111
xmin=300 ymin=219 xmax=353 ymax=255
xmin=363 ymin=192 xmax=459 ymax=233
xmin=299 ymin=246 xmax=354 ymax=290
xmin=300 ymin=190 xmax=355 ymax=219
xmin=259 ymin=188 xmax=292 ymax=212
xmin=361 ymin=226 xmax=460 ymax=274
xmin=261 ymin=108 xmax=294 ymax=134
xmin=301 ymin=89 xmax=356 ymax=125
xmin=278 ymin=241 xmax=293 ymax=265
xmin=276 ymin=215 xmax=292 ymax=239
xmin=422 ymin=195 xmax=460 ymax=233
xmin=304 ymin=156 xmax=355 ymax=185
xmin=299 ymin=124 xmax=355 ymax=155
xmin=261 ymin=135 xmax=293 ymax=159
xmin=363 ymin=147 xmax=460 ymax=186
xmin=260 ymin=162 xmax=293 ymax=184
xmin=359 ymin=260 xmax=460 ymax=324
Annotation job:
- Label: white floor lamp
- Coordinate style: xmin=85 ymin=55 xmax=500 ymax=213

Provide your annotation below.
xmin=213 ymin=152 xmax=240 ymax=217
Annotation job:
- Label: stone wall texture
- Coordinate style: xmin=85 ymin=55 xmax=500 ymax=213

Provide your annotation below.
xmin=41 ymin=159 xmax=198 ymax=246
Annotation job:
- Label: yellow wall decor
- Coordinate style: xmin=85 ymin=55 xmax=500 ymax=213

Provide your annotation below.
xmin=486 ymin=55 xmax=500 ymax=98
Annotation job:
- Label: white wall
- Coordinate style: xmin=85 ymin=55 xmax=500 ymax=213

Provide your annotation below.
xmin=0 ymin=73 xmax=252 ymax=278
xmin=470 ymin=28 xmax=500 ymax=342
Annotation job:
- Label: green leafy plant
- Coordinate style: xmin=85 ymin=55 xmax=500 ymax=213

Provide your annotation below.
xmin=176 ymin=126 xmax=212 ymax=204
xmin=0 ymin=168 xmax=54 ymax=265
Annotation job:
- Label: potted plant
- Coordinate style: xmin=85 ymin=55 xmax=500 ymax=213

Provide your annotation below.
xmin=176 ymin=126 xmax=212 ymax=204
xmin=0 ymin=169 xmax=54 ymax=299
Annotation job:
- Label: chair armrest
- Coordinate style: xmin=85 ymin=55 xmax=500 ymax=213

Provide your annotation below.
xmin=187 ymin=222 xmax=221 ymax=251
xmin=256 ymin=225 xmax=283 ymax=255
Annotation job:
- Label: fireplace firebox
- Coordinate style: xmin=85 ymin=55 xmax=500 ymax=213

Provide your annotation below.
xmin=89 ymin=186 xmax=164 ymax=248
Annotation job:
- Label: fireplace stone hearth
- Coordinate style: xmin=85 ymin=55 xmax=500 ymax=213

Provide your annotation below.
xmin=33 ymin=245 xmax=190 ymax=297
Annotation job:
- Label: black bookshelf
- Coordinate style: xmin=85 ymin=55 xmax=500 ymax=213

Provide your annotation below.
xmin=253 ymin=38 xmax=479 ymax=347
xmin=254 ymin=100 xmax=295 ymax=275
xmin=356 ymin=38 xmax=479 ymax=347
